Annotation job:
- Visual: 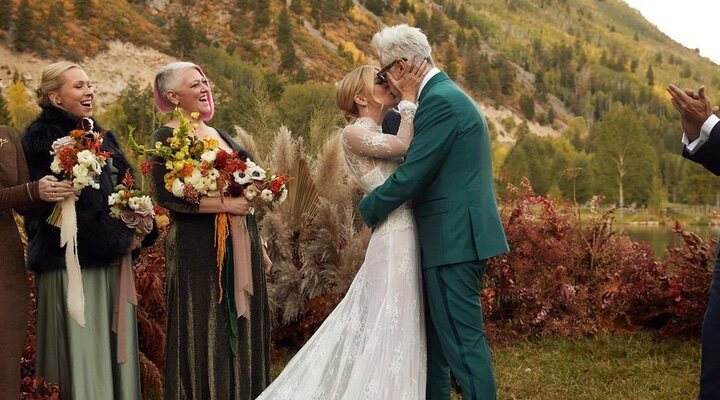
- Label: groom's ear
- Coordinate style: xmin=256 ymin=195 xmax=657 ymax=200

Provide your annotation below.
xmin=396 ymin=59 xmax=409 ymax=74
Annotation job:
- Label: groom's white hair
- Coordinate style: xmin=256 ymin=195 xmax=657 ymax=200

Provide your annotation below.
xmin=372 ymin=24 xmax=434 ymax=66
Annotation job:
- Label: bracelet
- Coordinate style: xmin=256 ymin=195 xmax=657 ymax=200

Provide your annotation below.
xmin=25 ymin=182 xmax=35 ymax=202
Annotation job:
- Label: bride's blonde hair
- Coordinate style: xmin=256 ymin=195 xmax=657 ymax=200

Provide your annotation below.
xmin=335 ymin=65 xmax=378 ymax=122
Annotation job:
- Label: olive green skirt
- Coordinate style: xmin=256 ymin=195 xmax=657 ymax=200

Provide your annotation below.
xmin=35 ymin=264 xmax=140 ymax=400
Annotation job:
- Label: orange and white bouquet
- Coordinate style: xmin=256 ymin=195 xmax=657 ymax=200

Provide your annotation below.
xmin=47 ymin=117 xmax=112 ymax=327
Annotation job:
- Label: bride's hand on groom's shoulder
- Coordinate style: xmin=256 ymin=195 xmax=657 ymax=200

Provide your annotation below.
xmin=388 ymin=58 xmax=432 ymax=102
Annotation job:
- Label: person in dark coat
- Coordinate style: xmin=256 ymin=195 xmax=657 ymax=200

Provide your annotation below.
xmin=668 ymin=83 xmax=720 ymax=400
xmin=23 ymin=62 xmax=155 ymax=400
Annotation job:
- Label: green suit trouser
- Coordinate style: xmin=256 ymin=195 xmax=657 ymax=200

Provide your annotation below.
xmin=424 ymin=260 xmax=496 ymax=400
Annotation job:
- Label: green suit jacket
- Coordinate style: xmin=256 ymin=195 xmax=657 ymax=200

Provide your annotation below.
xmin=359 ymin=72 xmax=509 ymax=268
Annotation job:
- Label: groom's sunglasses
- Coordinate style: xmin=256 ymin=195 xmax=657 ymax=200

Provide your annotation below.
xmin=375 ymin=59 xmax=405 ymax=84
xmin=375 ymin=57 xmax=430 ymax=84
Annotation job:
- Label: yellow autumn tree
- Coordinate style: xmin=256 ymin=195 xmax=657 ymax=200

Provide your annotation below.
xmin=338 ymin=41 xmax=366 ymax=64
xmin=7 ymin=81 xmax=39 ymax=131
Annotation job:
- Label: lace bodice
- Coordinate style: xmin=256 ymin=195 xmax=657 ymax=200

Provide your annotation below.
xmin=342 ymin=105 xmax=416 ymax=232
xmin=343 ymin=118 xmax=403 ymax=191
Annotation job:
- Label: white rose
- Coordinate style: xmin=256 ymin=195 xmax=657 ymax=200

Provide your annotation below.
xmin=76 ymin=150 xmax=94 ymax=164
xmin=138 ymin=196 xmax=153 ymax=211
xmin=88 ymin=159 xmax=102 ymax=175
xmin=185 ymin=169 xmax=203 ymax=188
xmin=108 ymin=193 xmax=122 ymax=206
xmin=72 ymin=164 xmax=89 ymax=178
xmin=50 ymin=157 xmax=62 ymax=174
xmin=243 ymin=185 xmax=259 ymax=200
xmin=200 ymin=149 xmax=218 ymax=163
xmin=73 ymin=175 xmax=89 ymax=190
xmin=171 ymin=178 xmax=185 ymax=197
xmin=51 ymin=136 xmax=74 ymax=153
xmin=260 ymin=189 xmax=274 ymax=202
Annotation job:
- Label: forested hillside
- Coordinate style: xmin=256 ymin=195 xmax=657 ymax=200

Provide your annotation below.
xmin=1 ymin=0 xmax=719 ymax=206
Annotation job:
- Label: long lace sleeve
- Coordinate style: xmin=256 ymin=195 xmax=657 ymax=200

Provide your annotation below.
xmin=342 ymin=101 xmax=417 ymax=158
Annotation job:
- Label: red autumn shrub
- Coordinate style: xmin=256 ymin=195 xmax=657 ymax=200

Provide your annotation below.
xmin=484 ymin=179 xmax=714 ymax=343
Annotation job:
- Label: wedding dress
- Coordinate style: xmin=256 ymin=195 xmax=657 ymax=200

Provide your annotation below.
xmin=256 ymin=104 xmax=425 ymax=400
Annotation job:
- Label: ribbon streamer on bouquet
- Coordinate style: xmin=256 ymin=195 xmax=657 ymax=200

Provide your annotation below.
xmin=112 ymin=252 xmax=138 ymax=363
xmin=230 ymin=215 xmax=253 ymax=319
xmin=215 ymin=213 xmax=254 ymax=320
xmin=60 ymin=197 xmax=86 ymax=327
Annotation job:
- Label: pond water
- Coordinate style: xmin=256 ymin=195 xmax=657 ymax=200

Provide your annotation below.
xmin=621 ymin=225 xmax=720 ymax=257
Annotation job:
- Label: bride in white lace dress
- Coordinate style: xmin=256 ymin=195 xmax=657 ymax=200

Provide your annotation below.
xmin=256 ymin=62 xmax=431 ymax=400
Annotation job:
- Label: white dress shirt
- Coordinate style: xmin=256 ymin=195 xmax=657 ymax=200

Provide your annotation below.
xmin=682 ymin=114 xmax=719 ymax=154
xmin=417 ymin=67 xmax=441 ymax=102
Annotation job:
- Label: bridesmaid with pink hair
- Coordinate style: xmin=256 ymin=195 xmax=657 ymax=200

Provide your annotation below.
xmin=147 ymin=62 xmax=271 ymax=400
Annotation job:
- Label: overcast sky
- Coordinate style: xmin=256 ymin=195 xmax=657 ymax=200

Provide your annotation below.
xmin=623 ymin=0 xmax=720 ymax=64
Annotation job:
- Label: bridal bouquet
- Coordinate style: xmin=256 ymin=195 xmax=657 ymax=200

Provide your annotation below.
xmin=47 ymin=117 xmax=111 ymax=327
xmin=129 ymin=108 xmax=289 ymax=208
xmin=130 ymin=109 xmax=288 ymax=333
xmin=48 ymin=118 xmax=111 ymax=225
xmin=108 ymin=170 xmax=156 ymax=235
xmin=108 ymin=170 xmax=155 ymax=363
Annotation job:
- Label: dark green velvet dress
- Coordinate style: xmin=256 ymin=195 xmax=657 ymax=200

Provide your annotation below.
xmin=148 ymin=127 xmax=271 ymax=400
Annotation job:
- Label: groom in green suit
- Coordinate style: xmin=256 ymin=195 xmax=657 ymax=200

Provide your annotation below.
xmin=359 ymin=25 xmax=509 ymax=400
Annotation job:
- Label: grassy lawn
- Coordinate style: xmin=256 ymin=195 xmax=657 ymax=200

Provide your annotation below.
xmin=273 ymin=333 xmax=700 ymax=400
xmin=493 ymin=333 xmax=700 ymax=400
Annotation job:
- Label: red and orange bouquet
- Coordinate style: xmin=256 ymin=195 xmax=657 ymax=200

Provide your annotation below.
xmin=47 ymin=118 xmax=111 ymax=225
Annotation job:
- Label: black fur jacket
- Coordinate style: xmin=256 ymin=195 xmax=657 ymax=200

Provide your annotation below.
xmin=22 ymin=106 xmax=156 ymax=273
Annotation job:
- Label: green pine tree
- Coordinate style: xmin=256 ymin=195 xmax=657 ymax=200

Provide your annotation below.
xmin=74 ymin=0 xmax=93 ymax=17
xmin=0 ymin=92 xmax=11 ymax=126
xmin=254 ymin=0 xmax=270 ymax=27
xmin=322 ymin=0 xmax=341 ymax=19
xmin=277 ymin=7 xmax=297 ymax=71
xmin=415 ymin=9 xmax=429 ymax=31
xmin=13 ymin=0 xmax=35 ymax=52
xmin=398 ymin=0 xmax=410 ymax=14
xmin=366 ymin=0 xmax=385 ymax=16
xmin=427 ymin=12 xmax=445 ymax=43
xmin=646 ymin=64 xmax=654 ymax=86
xmin=237 ymin=0 xmax=252 ymax=9
xmin=547 ymin=106 xmax=555 ymax=124
xmin=464 ymin=50 xmax=483 ymax=92
xmin=310 ymin=0 xmax=322 ymax=26
xmin=444 ymin=41 xmax=459 ymax=79
xmin=0 ymin=0 xmax=12 ymax=30
xmin=290 ymin=0 xmax=304 ymax=14
xmin=519 ymin=94 xmax=535 ymax=120
xmin=170 ymin=15 xmax=197 ymax=58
